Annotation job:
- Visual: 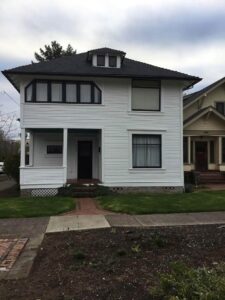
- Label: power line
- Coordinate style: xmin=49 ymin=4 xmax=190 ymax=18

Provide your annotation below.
xmin=0 ymin=91 xmax=20 ymax=107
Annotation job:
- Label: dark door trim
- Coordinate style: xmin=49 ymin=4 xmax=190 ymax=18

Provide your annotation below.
xmin=77 ymin=141 xmax=93 ymax=179
xmin=195 ymin=141 xmax=208 ymax=171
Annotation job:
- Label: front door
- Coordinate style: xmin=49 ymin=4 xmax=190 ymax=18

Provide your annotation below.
xmin=77 ymin=141 xmax=92 ymax=179
xmin=195 ymin=141 xmax=208 ymax=171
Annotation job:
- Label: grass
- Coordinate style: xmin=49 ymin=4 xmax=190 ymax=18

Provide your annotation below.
xmin=97 ymin=190 xmax=225 ymax=214
xmin=0 ymin=196 xmax=75 ymax=218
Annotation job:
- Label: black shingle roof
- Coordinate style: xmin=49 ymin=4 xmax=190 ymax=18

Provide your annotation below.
xmin=2 ymin=48 xmax=201 ymax=90
xmin=184 ymin=77 xmax=225 ymax=107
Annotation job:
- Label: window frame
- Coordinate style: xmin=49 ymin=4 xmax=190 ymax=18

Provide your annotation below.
xmin=215 ymin=102 xmax=225 ymax=115
xmin=131 ymin=79 xmax=161 ymax=112
xmin=97 ymin=55 xmax=105 ymax=67
xmin=132 ymin=134 xmax=162 ymax=168
xmin=25 ymin=79 xmax=102 ymax=104
xmin=108 ymin=55 xmax=117 ymax=67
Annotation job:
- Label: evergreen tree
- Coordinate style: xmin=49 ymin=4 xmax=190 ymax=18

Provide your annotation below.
xmin=34 ymin=41 xmax=76 ymax=62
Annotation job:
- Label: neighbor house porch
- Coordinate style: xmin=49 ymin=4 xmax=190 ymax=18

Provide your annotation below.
xmin=183 ymin=135 xmax=225 ymax=172
xmin=20 ymin=128 xmax=102 ymax=190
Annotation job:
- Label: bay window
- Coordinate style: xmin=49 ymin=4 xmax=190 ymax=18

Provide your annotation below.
xmin=132 ymin=134 xmax=161 ymax=168
xmin=25 ymin=80 xmax=101 ymax=104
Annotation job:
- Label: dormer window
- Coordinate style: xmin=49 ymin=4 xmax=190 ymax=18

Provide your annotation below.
xmin=109 ymin=56 xmax=117 ymax=67
xmin=97 ymin=55 xmax=105 ymax=67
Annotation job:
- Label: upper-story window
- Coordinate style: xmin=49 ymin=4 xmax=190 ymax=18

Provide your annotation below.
xmin=97 ymin=55 xmax=105 ymax=67
xmin=25 ymin=80 xmax=101 ymax=104
xmin=131 ymin=80 xmax=161 ymax=111
xmin=109 ymin=56 xmax=117 ymax=67
xmin=216 ymin=102 xmax=225 ymax=115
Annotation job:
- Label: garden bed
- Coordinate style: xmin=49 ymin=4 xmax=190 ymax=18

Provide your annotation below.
xmin=0 ymin=224 xmax=225 ymax=299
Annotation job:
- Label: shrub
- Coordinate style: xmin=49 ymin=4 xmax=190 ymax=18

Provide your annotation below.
xmin=3 ymin=153 xmax=20 ymax=183
xmin=150 ymin=234 xmax=168 ymax=249
xmin=150 ymin=262 xmax=225 ymax=300
xmin=184 ymin=183 xmax=194 ymax=193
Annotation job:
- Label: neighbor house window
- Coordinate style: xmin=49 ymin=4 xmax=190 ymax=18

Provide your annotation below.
xmin=25 ymin=80 xmax=101 ymax=104
xmin=222 ymin=138 xmax=225 ymax=163
xmin=97 ymin=55 xmax=105 ymax=66
xmin=47 ymin=145 xmax=62 ymax=154
xmin=210 ymin=141 xmax=215 ymax=163
xmin=132 ymin=134 xmax=161 ymax=168
xmin=109 ymin=55 xmax=117 ymax=67
xmin=183 ymin=137 xmax=188 ymax=163
xmin=132 ymin=80 xmax=161 ymax=111
xmin=216 ymin=102 xmax=225 ymax=115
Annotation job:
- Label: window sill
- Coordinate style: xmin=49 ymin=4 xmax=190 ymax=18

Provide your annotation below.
xmin=129 ymin=168 xmax=166 ymax=173
xmin=24 ymin=102 xmax=105 ymax=106
xmin=128 ymin=111 xmax=164 ymax=116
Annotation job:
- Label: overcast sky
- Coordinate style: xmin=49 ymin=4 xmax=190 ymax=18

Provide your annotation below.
xmin=0 ymin=0 xmax=225 ymax=137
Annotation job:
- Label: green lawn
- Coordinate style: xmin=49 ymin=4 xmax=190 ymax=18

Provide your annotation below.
xmin=97 ymin=190 xmax=225 ymax=214
xmin=0 ymin=197 xmax=75 ymax=218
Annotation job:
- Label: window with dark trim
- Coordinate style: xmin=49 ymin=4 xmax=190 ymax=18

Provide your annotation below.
xmin=97 ymin=55 xmax=105 ymax=66
xmin=210 ymin=141 xmax=215 ymax=163
xmin=131 ymin=80 xmax=161 ymax=111
xmin=25 ymin=80 xmax=102 ymax=104
xmin=47 ymin=145 xmax=62 ymax=154
xmin=222 ymin=138 xmax=225 ymax=163
xmin=216 ymin=102 xmax=225 ymax=115
xmin=132 ymin=134 xmax=161 ymax=168
xmin=183 ymin=137 xmax=188 ymax=163
xmin=109 ymin=55 xmax=117 ymax=67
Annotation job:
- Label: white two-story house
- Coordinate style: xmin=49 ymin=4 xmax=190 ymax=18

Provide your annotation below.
xmin=2 ymin=47 xmax=200 ymax=196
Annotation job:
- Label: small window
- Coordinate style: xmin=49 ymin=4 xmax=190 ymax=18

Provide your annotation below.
xmin=132 ymin=134 xmax=161 ymax=168
xmin=222 ymin=138 xmax=225 ymax=163
xmin=109 ymin=56 xmax=117 ymax=67
xmin=26 ymin=84 xmax=33 ymax=102
xmin=66 ymin=84 xmax=77 ymax=102
xmin=94 ymin=86 xmax=101 ymax=103
xmin=52 ymin=83 xmax=62 ymax=102
xmin=80 ymin=84 xmax=91 ymax=103
xmin=47 ymin=145 xmax=62 ymax=154
xmin=216 ymin=102 xmax=225 ymax=115
xmin=210 ymin=141 xmax=215 ymax=163
xmin=97 ymin=55 xmax=105 ymax=66
xmin=36 ymin=83 xmax=48 ymax=102
xmin=132 ymin=80 xmax=160 ymax=111
xmin=183 ymin=137 xmax=188 ymax=163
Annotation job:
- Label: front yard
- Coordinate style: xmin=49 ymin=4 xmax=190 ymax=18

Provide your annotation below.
xmin=0 ymin=197 xmax=75 ymax=218
xmin=97 ymin=190 xmax=225 ymax=214
xmin=0 ymin=225 xmax=224 ymax=299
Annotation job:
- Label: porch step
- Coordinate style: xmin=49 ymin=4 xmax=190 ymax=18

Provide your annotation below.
xmin=198 ymin=172 xmax=225 ymax=184
xmin=58 ymin=184 xmax=98 ymax=198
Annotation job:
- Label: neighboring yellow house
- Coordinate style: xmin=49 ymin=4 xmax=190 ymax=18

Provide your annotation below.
xmin=183 ymin=77 xmax=225 ymax=177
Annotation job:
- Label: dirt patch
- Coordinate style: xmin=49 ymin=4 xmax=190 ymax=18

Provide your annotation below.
xmin=0 ymin=225 xmax=225 ymax=300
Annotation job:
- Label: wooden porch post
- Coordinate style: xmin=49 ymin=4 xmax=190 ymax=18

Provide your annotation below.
xmin=29 ymin=130 xmax=34 ymax=166
xmin=188 ymin=136 xmax=191 ymax=164
xmin=63 ymin=128 xmax=68 ymax=183
xmin=218 ymin=136 xmax=222 ymax=165
xmin=20 ymin=128 xmax=26 ymax=167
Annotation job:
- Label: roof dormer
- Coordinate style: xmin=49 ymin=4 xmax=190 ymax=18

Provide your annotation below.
xmin=87 ymin=47 xmax=126 ymax=68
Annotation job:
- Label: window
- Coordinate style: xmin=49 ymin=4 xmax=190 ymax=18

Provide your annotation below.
xmin=80 ymin=84 xmax=91 ymax=103
xmin=222 ymin=138 xmax=225 ymax=163
xmin=132 ymin=134 xmax=161 ymax=168
xmin=25 ymin=80 xmax=101 ymax=104
xmin=109 ymin=56 xmax=117 ymax=67
xmin=52 ymin=83 xmax=62 ymax=102
xmin=97 ymin=55 xmax=105 ymax=66
xmin=183 ymin=137 xmax=188 ymax=163
xmin=216 ymin=102 xmax=225 ymax=115
xmin=47 ymin=145 xmax=62 ymax=154
xmin=66 ymin=84 xmax=77 ymax=102
xmin=132 ymin=80 xmax=160 ymax=111
xmin=36 ymin=83 xmax=48 ymax=102
xmin=210 ymin=141 xmax=215 ymax=163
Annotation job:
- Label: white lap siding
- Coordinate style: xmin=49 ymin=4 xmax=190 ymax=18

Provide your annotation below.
xmin=21 ymin=77 xmax=183 ymax=187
